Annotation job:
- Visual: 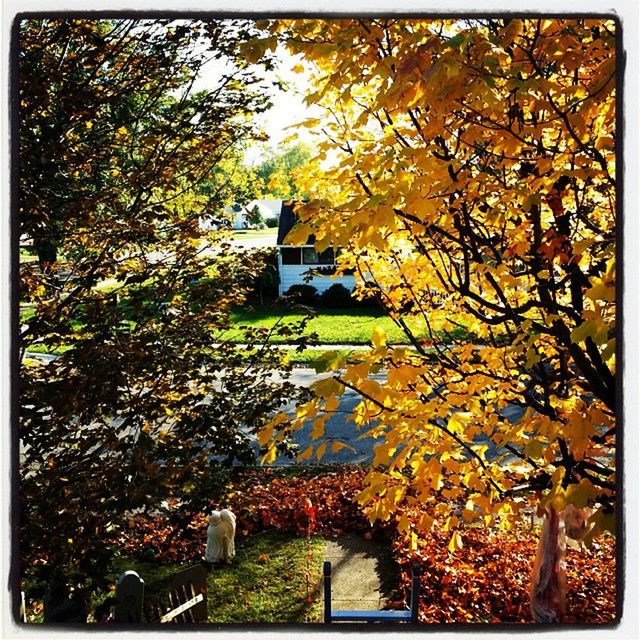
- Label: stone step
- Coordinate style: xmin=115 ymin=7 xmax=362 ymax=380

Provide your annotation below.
xmin=323 ymin=534 xmax=395 ymax=611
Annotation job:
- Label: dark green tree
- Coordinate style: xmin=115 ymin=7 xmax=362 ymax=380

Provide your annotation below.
xmin=17 ymin=18 xmax=307 ymax=601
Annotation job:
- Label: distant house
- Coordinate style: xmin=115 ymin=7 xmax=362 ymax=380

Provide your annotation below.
xmin=276 ymin=201 xmax=355 ymax=296
xmin=232 ymin=199 xmax=282 ymax=229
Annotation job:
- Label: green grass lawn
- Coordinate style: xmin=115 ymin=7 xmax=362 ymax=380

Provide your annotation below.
xmin=20 ymin=303 xmax=463 ymax=357
xmin=205 ymin=531 xmax=324 ymax=623
xmin=24 ymin=531 xmax=325 ymax=624
xmin=119 ymin=530 xmax=324 ymax=624
xmin=21 ymin=306 xmax=36 ymax=321
xmin=227 ymin=308 xmax=424 ymax=345
xmin=20 ymin=248 xmax=39 ymax=263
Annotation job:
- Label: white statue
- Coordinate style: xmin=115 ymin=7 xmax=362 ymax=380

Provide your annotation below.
xmin=204 ymin=509 xmax=236 ymax=564
xmin=562 ymin=504 xmax=594 ymax=549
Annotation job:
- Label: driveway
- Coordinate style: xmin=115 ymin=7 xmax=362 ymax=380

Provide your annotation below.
xmin=230 ymin=231 xmax=277 ymax=249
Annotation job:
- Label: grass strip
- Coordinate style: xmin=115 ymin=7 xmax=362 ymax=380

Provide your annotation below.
xmin=228 ymin=308 xmax=418 ymax=345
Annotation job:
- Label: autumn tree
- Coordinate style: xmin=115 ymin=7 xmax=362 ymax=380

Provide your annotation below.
xmin=198 ymin=147 xmax=264 ymax=225
xmin=17 ymin=18 xmax=308 ymax=597
xmin=262 ymin=18 xmax=617 ymax=546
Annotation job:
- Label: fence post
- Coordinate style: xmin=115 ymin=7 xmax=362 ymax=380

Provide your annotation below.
xmin=20 ymin=591 xmax=27 ymax=623
xmin=115 ymin=571 xmax=144 ymax=623
xmin=410 ymin=562 xmax=421 ymax=624
xmin=169 ymin=564 xmax=208 ymax=623
xmin=323 ymin=561 xmax=332 ymax=624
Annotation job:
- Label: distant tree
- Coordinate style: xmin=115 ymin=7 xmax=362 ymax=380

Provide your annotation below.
xmin=198 ymin=148 xmax=264 ymax=223
xmin=246 ymin=204 xmax=266 ymax=228
xmin=18 ymin=18 xmax=308 ymax=596
xmin=255 ymin=142 xmax=311 ymax=198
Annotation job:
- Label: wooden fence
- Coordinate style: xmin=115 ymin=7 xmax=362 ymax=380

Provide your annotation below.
xmin=113 ymin=564 xmax=207 ymax=623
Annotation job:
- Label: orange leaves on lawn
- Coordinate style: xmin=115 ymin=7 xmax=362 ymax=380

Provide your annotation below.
xmin=115 ymin=468 xmax=372 ymax=563
xmin=230 ymin=467 xmax=371 ymax=537
xmin=394 ymin=527 xmax=616 ymax=624
xmin=115 ymin=470 xmax=616 ymax=624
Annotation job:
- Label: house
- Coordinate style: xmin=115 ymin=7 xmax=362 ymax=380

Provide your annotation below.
xmin=276 ymin=201 xmax=355 ymax=296
xmin=198 ymin=199 xmax=282 ymax=232
xmin=232 ymin=199 xmax=282 ymax=229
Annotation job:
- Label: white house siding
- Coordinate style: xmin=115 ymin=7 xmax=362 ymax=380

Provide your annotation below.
xmin=233 ymin=209 xmax=247 ymax=229
xmin=278 ymin=264 xmax=355 ymax=296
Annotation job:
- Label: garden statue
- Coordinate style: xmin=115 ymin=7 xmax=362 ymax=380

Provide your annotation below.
xmin=204 ymin=509 xmax=236 ymax=564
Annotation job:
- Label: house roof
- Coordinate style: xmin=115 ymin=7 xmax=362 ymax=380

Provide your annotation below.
xmin=277 ymin=201 xmax=297 ymax=244
xmin=252 ymin=199 xmax=283 ymax=215
xmin=241 ymin=199 xmax=282 ymax=217
xmin=277 ymin=200 xmax=317 ymax=246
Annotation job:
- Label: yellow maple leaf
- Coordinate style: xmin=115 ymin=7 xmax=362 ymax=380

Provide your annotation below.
xmin=372 ymin=326 xmax=387 ymax=348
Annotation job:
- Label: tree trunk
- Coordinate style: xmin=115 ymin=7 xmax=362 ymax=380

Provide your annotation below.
xmin=530 ymin=506 xmax=567 ymax=623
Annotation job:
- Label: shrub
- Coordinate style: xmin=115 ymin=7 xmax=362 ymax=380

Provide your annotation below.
xmin=265 ymin=216 xmax=279 ymax=228
xmin=283 ymin=284 xmax=319 ymax=306
xmin=320 ymin=283 xmax=355 ymax=308
xmin=353 ymin=282 xmax=384 ymax=309
xmin=239 ymin=249 xmax=280 ymax=306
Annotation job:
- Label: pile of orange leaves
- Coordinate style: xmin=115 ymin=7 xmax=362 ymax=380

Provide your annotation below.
xmin=115 ymin=468 xmax=373 ymax=563
xmin=395 ymin=527 xmax=616 ymax=623
xmin=116 ymin=468 xmax=616 ymax=624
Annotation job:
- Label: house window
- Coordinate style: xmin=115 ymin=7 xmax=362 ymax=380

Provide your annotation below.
xmin=303 ymin=247 xmax=335 ymax=265
xmin=281 ymin=248 xmax=302 ymax=265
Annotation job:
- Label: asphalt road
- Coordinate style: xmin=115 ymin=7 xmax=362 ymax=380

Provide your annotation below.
xmin=265 ymin=368 xmax=389 ymax=465
xmin=229 ymin=232 xmax=277 ymax=249
xmin=20 ymin=356 xmax=526 ymax=467
xmin=250 ymin=367 xmax=526 ymax=466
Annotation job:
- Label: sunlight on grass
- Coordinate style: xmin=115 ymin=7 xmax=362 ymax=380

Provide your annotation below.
xmin=20 ymin=249 xmax=39 ymax=263
xmin=24 ymin=531 xmax=324 ymax=624
xmin=232 ymin=229 xmax=278 ymax=239
xmin=124 ymin=531 xmax=324 ymax=624
xmin=206 ymin=531 xmax=324 ymax=623
xmin=228 ymin=308 xmax=425 ymax=345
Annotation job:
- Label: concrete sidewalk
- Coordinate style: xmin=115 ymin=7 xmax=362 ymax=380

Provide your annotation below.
xmin=323 ymin=534 xmax=396 ymax=611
